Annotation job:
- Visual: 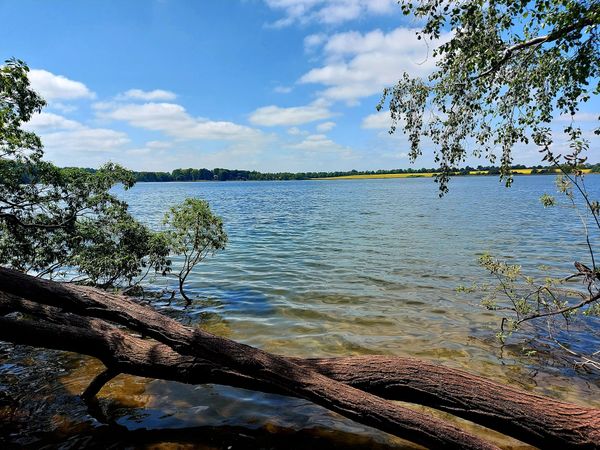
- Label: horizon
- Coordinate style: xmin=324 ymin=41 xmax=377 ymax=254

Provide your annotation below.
xmin=67 ymin=162 xmax=587 ymax=175
xmin=2 ymin=0 xmax=598 ymax=173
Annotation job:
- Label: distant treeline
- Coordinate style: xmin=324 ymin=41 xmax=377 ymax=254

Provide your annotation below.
xmin=131 ymin=164 xmax=600 ymax=182
xmin=13 ymin=162 xmax=600 ymax=184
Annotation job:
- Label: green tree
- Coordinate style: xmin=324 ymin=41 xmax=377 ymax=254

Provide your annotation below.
xmin=0 ymin=58 xmax=222 ymax=293
xmin=0 ymin=59 xmax=172 ymax=285
xmin=380 ymin=0 xmax=599 ymax=193
xmin=163 ymin=198 xmax=227 ymax=305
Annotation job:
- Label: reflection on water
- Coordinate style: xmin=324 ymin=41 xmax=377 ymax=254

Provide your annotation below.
xmin=1 ymin=176 xmax=599 ymax=448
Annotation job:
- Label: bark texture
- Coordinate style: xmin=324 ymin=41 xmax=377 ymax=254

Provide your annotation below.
xmin=1 ymin=267 xmax=599 ymax=449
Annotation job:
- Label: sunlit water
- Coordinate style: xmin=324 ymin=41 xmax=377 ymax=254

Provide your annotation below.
xmin=1 ymin=176 xmax=599 ymax=449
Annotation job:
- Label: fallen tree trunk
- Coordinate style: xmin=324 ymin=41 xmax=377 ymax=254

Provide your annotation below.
xmin=0 ymin=282 xmax=495 ymax=450
xmin=2 ymin=301 xmax=600 ymax=449
xmin=1 ymin=267 xmax=599 ymax=448
xmin=1 ymin=297 xmax=599 ymax=449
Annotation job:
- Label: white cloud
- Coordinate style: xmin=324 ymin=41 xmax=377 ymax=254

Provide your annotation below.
xmin=48 ymin=102 xmax=78 ymax=113
xmin=304 ymin=33 xmax=327 ymax=51
xmin=99 ymin=102 xmax=263 ymax=141
xmin=362 ymin=111 xmax=393 ymax=129
xmin=25 ymin=112 xmax=82 ymax=131
xmin=146 ymin=140 xmax=173 ymax=149
xmin=382 ymin=151 xmax=409 ymax=160
xmin=120 ymin=88 xmax=177 ymax=101
xmin=249 ymin=101 xmax=333 ymax=126
xmin=23 ymin=111 xmax=129 ymax=156
xmin=126 ymin=147 xmax=154 ymax=156
xmin=316 ymin=121 xmax=335 ymax=132
xmin=289 ymin=133 xmax=353 ymax=157
xmin=300 ymin=27 xmax=452 ymax=102
xmin=265 ymin=0 xmax=397 ymax=27
xmin=41 ymin=128 xmax=130 ymax=153
xmin=91 ymin=101 xmax=117 ymax=110
xmin=29 ymin=69 xmax=95 ymax=100
xmin=287 ymin=126 xmax=305 ymax=135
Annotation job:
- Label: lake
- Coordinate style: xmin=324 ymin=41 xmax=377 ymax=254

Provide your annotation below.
xmin=1 ymin=175 xmax=599 ymax=449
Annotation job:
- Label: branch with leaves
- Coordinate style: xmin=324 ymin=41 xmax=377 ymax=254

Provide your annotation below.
xmin=380 ymin=0 xmax=599 ymax=193
xmin=465 ymin=163 xmax=600 ymax=369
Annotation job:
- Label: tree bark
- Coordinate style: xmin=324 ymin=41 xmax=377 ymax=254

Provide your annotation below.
xmin=1 ymin=267 xmax=599 ymax=449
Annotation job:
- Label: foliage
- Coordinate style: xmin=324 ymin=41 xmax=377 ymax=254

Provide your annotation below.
xmin=0 ymin=58 xmax=45 ymax=163
xmin=0 ymin=58 xmax=232 ymax=301
xmin=131 ymin=164 xmax=590 ymax=182
xmin=380 ymin=0 xmax=599 ymax=194
xmin=69 ymin=202 xmax=172 ymax=287
xmin=163 ymin=198 xmax=227 ymax=305
xmin=0 ymin=59 xmax=173 ymax=287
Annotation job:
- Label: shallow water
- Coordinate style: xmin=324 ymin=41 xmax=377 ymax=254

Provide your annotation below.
xmin=1 ymin=175 xmax=599 ymax=448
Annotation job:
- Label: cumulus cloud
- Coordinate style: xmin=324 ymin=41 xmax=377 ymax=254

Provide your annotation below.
xmin=289 ymin=133 xmax=353 ymax=157
xmin=120 ymin=88 xmax=177 ymax=101
xmin=25 ymin=112 xmax=82 ymax=131
xmin=316 ymin=121 xmax=335 ymax=132
xmin=287 ymin=126 xmax=306 ymax=135
xmin=41 ymin=128 xmax=130 ymax=153
xmin=304 ymin=33 xmax=327 ymax=51
xmin=300 ymin=27 xmax=452 ymax=102
xmin=146 ymin=140 xmax=173 ymax=149
xmin=48 ymin=102 xmax=78 ymax=113
xmin=24 ymin=112 xmax=129 ymax=154
xmin=361 ymin=111 xmax=393 ymax=129
xmin=249 ymin=101 xmax=333 ymax=126
xmin=99 ymin=102 xmax=263 ymax=141
xmin=382 ymin=151 xmax=409 ymax=160
xmin=556 ymin=112 xmax=599 ymax=122
xmin=264 ymin=0 xmax=397 ymax=27
xmin=29 ymin=69 xmax=95 ymax=100
xmin=22 ymin=110 xmax=131 ymax=160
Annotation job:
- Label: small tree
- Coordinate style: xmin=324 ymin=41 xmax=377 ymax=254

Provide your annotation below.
xmin=163 ymin=198 xmax=227 ymax=305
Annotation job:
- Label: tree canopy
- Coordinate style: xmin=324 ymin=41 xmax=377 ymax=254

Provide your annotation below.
xmin=380 ymin=0 xmax=599 ymax=192
xmin=0 ymin=58 xmax=224 ymax=292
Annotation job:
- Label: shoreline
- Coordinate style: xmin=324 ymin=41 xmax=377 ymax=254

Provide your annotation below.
xmin=134 ymin=170 xmax=595 ymax=182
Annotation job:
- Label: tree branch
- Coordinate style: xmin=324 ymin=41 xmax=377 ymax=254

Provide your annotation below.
xmin=81 ymin=368 xmax=120 ymax=401
xmin=475 ymin=16 xmax=596 ymax=80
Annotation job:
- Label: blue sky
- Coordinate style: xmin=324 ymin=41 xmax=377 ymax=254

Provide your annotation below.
xmin=1 ymin=0 xmax=597 ymax=172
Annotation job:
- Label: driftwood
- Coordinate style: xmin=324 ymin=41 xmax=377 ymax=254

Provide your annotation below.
xmin=0 ymin=267 xmax=599 ymax=449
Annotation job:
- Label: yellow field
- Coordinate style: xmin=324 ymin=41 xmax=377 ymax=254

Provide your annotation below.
xmin=507 ymin=168 xmax=591 ymax=174
xmin=316 ymin=168 xmax=592 ymax=180
xmin=315 ymin=172 xmax=436 ymax=180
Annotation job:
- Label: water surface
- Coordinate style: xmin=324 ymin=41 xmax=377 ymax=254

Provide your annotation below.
xmin=2 ymin=175 xmax=599 ymax=448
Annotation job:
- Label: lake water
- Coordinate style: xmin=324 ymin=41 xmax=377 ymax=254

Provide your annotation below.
xmin=1 ymin=175 xmax=599 ymax=449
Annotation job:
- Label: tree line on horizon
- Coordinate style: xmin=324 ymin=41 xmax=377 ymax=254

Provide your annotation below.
xmin=129 ymin=163 xmax=600 ymax=182
xmin=9 ymin=162 xmax=600 ymax=184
